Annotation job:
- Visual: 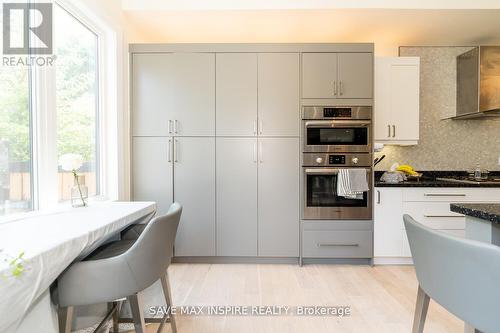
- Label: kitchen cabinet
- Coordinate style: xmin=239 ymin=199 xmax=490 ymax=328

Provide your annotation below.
xmin=132 ymin=136 xmax=216 ymax=257
xmin=132 ymin=53 xmax=215 ymax=136
xmin=374 ymin=187 xmax=500 ymax=264
xmin=374 ymin=57 xmax=420 ymax=145
xmin=132 ymin=137 xmax=173 ymax=215
xmin=216 ymin=138 xmax=258 ymax=256
xmin=258 ymin=138 xmax=300 ymax=257
xmin=258 ymin=53 xmax=300 ymax=136
xmin=173 ymin=137 xmax=216 ymax=256
xmin=216 ymin=53 xmax=257 ymax=136
xmin=302 ymin=52 xmax=373 ymax=99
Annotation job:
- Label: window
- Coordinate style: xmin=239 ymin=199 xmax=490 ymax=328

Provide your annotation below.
xmin=54 ymin=5 xmax=99 ymax=201
xmin=0 ymin=2 xmax=102 ymax=217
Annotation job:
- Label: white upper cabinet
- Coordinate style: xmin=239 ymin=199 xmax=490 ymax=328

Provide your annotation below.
xmin=338 ymin=53 xmax=373 ymax=99
xmin=302 ymin=53 xmax=338 ymax=99
xmin=216 ymin=53 xmax=257 ymax=136
xmin=375 ymin=57 xmax=420 ymax=145
xmin=132 ymin=53 xmax=215 ymax=136
xmin=302 ymin=52 xmax=373 ymax=99
xmin=258 ymin=53 xmax=300 ymax=136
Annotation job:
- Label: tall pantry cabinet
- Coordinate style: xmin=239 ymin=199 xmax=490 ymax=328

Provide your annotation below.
xmin=131 ymin=48 xmax=299 ymax=258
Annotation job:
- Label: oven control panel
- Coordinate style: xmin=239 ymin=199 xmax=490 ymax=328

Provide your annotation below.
xmin=303 ymin=153 xmax=372 ymax=167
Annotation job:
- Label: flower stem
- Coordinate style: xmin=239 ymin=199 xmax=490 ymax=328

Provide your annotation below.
xmin=73 ymin=170 xmax=87 ymax=207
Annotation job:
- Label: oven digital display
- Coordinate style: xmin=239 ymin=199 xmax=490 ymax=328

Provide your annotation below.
xmin=323 ymin=108 xmax=352 ymax=118
xmin=329 ymin=155 xmax=346 ymax=164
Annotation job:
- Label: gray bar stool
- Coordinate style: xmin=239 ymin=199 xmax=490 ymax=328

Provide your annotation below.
xmin=404 ymin=214 xmax=500 ymax=333
xmin=57 ymin=202 xmax=182 ymax=333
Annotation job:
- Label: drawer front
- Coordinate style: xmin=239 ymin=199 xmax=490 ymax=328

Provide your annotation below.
xmin=302 ymin=230 xmax=373 ymax=258
xmin=402 ymin=188 xmax=500 ymax=202
xmin=402 ymin=202 xmax=465 ymax=230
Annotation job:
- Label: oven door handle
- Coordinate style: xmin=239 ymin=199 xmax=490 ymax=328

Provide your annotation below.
xmin=304 ymin=168 xmax=370 ymax=175
xmin=304 ymin=120 xmax=371 ymax=128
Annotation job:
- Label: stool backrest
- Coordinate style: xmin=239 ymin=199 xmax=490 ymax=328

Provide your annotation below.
xmin=404 ymin=214 xmax=500 ymax=333
xmin=125 ymin=202 xmax=182 ymax=291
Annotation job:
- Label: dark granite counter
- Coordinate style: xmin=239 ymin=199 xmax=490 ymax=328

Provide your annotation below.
xmin=374 ymin=171 xmax=500 ymax=188
xmin=450 ymin=203 xmax=500 ymax=224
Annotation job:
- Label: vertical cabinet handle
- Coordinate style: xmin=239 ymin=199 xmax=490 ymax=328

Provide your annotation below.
xmin=174 ymin=139 xmax=178 ymax=162
xmin=174 ymin=120 xmax=178 ymax=134
xmin=167 ymin=138 xmax=172 ymax=162
xmin=377 ymin=190 xmax=381 ymax=204
xmin=333 ymin=81 xmax=337 ymax=96
xmin=253 ymin=120 xmax=257 ymax=135
xmin=253 ymin=142 xmax=257 ymax=163
xmin=392 ymin=125 xmax=396 ymax=138
xmin=259 ymin=120 xmax=263 ymax=135
xmin=339 ymin=81 xmax=343 ymax=96
xmin=168 ymin=120 xmax=173 ymax=134
xmin=258 ymin=142 xmax=263 ymax=163
xmin=387 ymin=125 xmax=391 ymax=138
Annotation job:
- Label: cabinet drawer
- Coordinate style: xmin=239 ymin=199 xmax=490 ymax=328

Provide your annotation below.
xmin=302 ymin=230 xmax=372 ymax=258
xmin=402 ymin=202 xmax=465 ymax=230
xmin=402 ymin=188 xmax=500 ymax=202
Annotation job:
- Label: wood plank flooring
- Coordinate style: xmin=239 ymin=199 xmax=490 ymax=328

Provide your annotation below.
xmin=126 ymin=263 xmax=463 ymax=333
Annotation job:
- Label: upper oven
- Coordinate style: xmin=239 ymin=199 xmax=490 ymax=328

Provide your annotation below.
xmin=302 ymin=106 xmax=372 ymax=153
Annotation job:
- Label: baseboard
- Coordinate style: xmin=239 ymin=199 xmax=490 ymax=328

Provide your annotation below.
xmin=301 ymin=258 xmax=372 ymax=265
xmin=373 ymin=257 xmax=414 ymax=265
xmin=172 ymin=256 xmax=300 ymax=264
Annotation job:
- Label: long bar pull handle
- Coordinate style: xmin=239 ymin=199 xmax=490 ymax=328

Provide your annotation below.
xmin=387 ymin=125 xmax=391 ymax=138
xmin=377 ymin=190 xmax=381 ymax=204
xmin=168 ymin=120 xmax=173 ymax=134
xmin=167 ymin=138 xmax=172 ymax=162
xmin=253 ymin=142 xmax=257 ymax=163
xmin=333 ymin=81 xmax=337 ymax=96
xmin=174 ymin=139 xmax=178 ymax=163
xmin=259 ymin=120 xmax=263 ymax=135
xmin=392 ymin=125 xmax=396 ymax=138
xmin=424 ymin=193 xmax=466 ymax=197
xmin=318 ymin=243 xmax=359 ymax=247
xmin=259 ymin=142 xmax=263 ymax=163
xmin=174 ymin=120 xmax=178 ymax=134
xmin=339 ymin=81 xmax=343 ymax=96
xmin=253 ymin=120 xmax=257 ymax=135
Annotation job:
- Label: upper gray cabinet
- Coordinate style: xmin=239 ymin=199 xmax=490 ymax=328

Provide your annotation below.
xmin=215 ymin=52 xmax=299 ymax=137
xmin=132 ymin=53 xmax=215 ymax=136
xmin=258 ymin=53 xmax=300 ymax=137
xmin=302 ymin=52 xmax=373 ymax=99
xmin=216 ymin=53 xmax=257 ymax=136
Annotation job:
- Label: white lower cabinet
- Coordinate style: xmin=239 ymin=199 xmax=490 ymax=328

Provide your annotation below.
xmin=374 ymin=187 xmax=500 ymax=263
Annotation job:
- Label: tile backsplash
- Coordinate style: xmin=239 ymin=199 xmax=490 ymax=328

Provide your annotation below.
xmin=375 ymin=46 xmax=500 ymax=172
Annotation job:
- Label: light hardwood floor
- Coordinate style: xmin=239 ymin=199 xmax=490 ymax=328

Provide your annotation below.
xmin=126 ymin=263 xmax=463 ymax=333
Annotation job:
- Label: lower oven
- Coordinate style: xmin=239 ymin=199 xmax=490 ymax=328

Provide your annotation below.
xmin=303 ymin=166 xmax=372 ymax=220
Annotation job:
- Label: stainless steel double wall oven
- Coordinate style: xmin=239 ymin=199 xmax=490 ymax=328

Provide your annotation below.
xmin=302 ymin=106 xmax=373 ymax=220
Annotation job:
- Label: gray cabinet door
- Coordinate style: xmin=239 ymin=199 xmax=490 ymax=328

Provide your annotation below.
xmin=173 ymin=137 xmax=216 ymax=256
xmin=216 ymin=53 xmax=257 ymax=136
xmin=132 ymin=137 xmax=173 ymax=215
xmin=338 ymin=53 xmax=373 ymax=98
xmin=132 ymin=53 xmax=215 ymax=137
xmin=258 ymin=138 xmax=299 ymax=257
xmin=216 ymin=138 xmax=258 ymax=256
xmin=258 ymin=53 xmax=300 ymax=136
xmin=301 ymin=53 xmax=338 ymax=99
xmin=132 ymin=54 xmax=171 ymax=136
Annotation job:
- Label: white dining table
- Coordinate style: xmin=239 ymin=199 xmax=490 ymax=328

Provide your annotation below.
xmin=0 ymin=201 xmax=156 ymax=333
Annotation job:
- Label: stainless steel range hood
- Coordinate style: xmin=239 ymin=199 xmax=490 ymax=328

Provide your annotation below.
xmin=454 ymin=46 xmax=500 ymax=119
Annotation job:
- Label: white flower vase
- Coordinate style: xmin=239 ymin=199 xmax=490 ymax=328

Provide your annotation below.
xmin=71 ymin=175 xmax=88 ymax=208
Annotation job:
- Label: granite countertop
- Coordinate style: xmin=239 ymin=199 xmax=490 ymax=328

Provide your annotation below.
xmin=450 ymin=203 xmax=500 ymax=224
xmin=374 ymin=171 xmax=500 ymax=188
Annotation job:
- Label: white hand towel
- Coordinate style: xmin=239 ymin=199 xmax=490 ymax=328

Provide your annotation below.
xmin=337 ymin=169 xmax=369 ymax=199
